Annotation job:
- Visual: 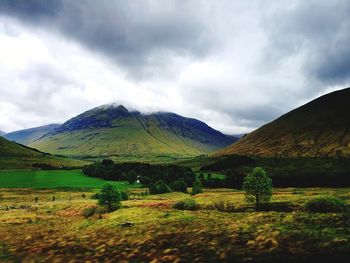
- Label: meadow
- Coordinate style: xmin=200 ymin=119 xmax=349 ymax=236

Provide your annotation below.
xmin=0 ymin=170 xmax=138 ymax=189
xmin=0 ymin=184 xmax=349 ymax=262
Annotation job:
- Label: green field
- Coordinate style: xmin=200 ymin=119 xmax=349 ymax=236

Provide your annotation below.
xmin=0 ymin=170 xmax=138 ymax=189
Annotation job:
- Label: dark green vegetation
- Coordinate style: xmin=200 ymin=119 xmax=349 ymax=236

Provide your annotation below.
xmin=0 ymin=170 xmax=137 ymax=189
xmin=4 ymin=124 xmax=60 ymax=145
xmin=198 ymin=155 xmax=350 ymax=188
xmin=242 ymin=167 xmax=272 ymax=209
xmin=173 ymin=198 xmax=200 ymax=210
xmin=218 ymin=87 xmax=350 ymax=157
xmin=83 ymin=160 xmax=196 ymax=188
xmin=0 ymin=136 xmax=87 ymax=169
xmin=97 ymin=184 xmax=122 ymax=212
xmin=305 ymin=196 xmax=348 ymax=213
xmin=0 ymin=188 xmax=349 ymax=262
xmin=29 ymin=104 xmax=237 ymax=159
xmin=191 ymin=179 xmax=204 ymax=195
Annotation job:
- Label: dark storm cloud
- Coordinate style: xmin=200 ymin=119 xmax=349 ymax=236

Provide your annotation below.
xmin=0 ymin=0 xmax=211 ymax=78
xmin=262 ymin=0 xmax=350 ymax=85
xmin=0 ymin=0 xmax=349 ymax=133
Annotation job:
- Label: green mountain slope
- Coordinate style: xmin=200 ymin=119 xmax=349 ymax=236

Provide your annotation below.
xmin=30 ymin=105 xmax=237 ymax=158
xmin=217 ymin=87 xmax=350 ymax=157
xmin=4 ymin=124 xmax=60 ymax=145
xmin=0 ymin=136 xmax=87 ymax=169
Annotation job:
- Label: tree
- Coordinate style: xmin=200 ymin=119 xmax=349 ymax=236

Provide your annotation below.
xmin=242 ymin=167 xmax=272 ymax=209
xmin=126 ymin=170 xmax=138 ymax=184
xmin=157 ymin=180 xmax=172 ymax=194
xmin=98 ymin=183 xmax=121 ymax=212
xmin=148 ymin=182 xmax=158 ymax=194
xmin=169 ymin=180 xmax=188 ymax=193
xmin=191 ymin=179 xmax=203 ymax=195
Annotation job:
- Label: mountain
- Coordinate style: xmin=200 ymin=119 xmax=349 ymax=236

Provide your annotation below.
xmin=4 ymin=124 xmax=60 ymax=145
xmin=0 ymin=136 xmax=87 ymax=169
xmin=0 ymin=130 xmax=5 ymax=136
xmin=217 ymin=87 xmax=350 ymax=157
xmin=30 ymin=105 xmax=237 ymax=158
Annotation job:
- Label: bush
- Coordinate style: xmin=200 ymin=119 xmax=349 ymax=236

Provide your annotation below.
xmin=191 ymin=179 xmax=203 ymax=195
xmin=169 ymin=180 xmax=188 ymax=193
xmin=120 ymin=191 xmax=129 ymax=201
xmin=82 ymin=206 xmax=97 ymax=218
xmin=173 ymin=198 xmax=200 ymax=211
xmin=211 ymin=199 xmax=235 ymax=212
xmin=305 ymin=196 xmax=348 ymax=213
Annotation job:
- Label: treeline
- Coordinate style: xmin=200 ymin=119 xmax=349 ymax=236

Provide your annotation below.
xmin=199 ymin=155 xmax=350 ymax=188
xmin=83 ymin=160 xmax=197 ymax=187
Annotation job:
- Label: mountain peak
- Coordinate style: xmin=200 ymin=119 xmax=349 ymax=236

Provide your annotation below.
xmin=97 ymin=103 xmax=128 ymax=112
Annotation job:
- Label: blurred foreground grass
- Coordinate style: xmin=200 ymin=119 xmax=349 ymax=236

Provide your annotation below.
xmin=0 ymin=187 xmax=349 ymax=262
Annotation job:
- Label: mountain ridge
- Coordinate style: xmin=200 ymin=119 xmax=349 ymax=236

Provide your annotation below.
xmin=217 ymin=87 xmax=350 ymax=157
xmin=30 ymin=105 xmax=237 ymax=158
xmin=4 ymin=124 xmax=60 ymax=145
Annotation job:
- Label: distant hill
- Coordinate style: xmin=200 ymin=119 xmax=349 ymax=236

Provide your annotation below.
xmin=0 ymin=130 xmax=5 ymax=136
xmin=0 ymin=136 xmax=87 ymax=169
xmin=30 ymin=105 xmax=237 ymax=158
xmin=217 ymin=87 xmax=350 ymax=157
xmin=4 ymin=124 xmax=60 ymax=145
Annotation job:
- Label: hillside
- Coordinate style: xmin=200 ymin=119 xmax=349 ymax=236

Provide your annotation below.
xmin=0 ymin=130 xmax=5 ymax=136
xmin=0 ymin=136 xmax=87 ymax=169
xmin=217 ymin=87 xmax=350 ymax=157
xmin=30 ymin=105 xmax=237 ymax=158
xmin=4 ymin=124 xmax=60 ymax=145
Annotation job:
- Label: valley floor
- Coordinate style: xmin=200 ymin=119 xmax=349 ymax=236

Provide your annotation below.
xmin=0 ymin=188 xmax=349 ymax=262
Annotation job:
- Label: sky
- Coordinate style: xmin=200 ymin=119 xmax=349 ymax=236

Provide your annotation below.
xmin=0 ymin=0 xmax=349 ymax=134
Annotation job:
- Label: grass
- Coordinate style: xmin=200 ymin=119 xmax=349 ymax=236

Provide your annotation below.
xmin=0 ymin=187 xmax=348 ymax=262
xmin=0 ymin=170 xmax=139 ymax=189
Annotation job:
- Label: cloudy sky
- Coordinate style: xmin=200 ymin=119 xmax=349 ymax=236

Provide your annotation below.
xmin=0 ymin=0 xmax=349 ymax=134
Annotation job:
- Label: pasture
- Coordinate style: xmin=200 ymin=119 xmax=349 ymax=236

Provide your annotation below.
xmin=0 ymin=170 xmax=138 ymax=189
xmin=0 ymin=186 xmax=349 ymax=262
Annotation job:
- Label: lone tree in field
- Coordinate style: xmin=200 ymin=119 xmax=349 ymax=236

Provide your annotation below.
xmin=242 ymin=167 xmax=272 ymax=209
xmin=98 ymin=183 xmax=121 ymax=212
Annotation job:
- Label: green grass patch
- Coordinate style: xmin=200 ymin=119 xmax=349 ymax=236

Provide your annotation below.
xmin=0 ymin=170 xmax=139 ymax=189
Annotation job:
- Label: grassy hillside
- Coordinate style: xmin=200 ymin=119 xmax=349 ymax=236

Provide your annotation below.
xmin=30 ymin=105 xmax=236 ymax=158
xmin=4 ymin=124 xmax=60 ymax=145
xmin=218 ymin=87 xmax=350 ymax=157
xmin=0 ymin=137 xmax=87 ymax=169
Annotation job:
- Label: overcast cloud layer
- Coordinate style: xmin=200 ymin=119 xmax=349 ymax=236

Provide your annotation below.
xmin=0 ymin=0 xmax=349 ymax=134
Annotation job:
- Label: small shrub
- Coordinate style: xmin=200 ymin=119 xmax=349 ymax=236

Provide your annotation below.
xmin=82 ymin=207 xmax=96 ymax=218
xmin=34 ymin=197 xmax=39 ymax=203
xmin=173 ymin=198 xmax=200 ymax=211
xmin=305 ymin=196 xmax=348 ymax=213
xmin=52 ymin=196 xmax=56 ymax=202
xmin=211 ymin=199 xmax=235 ymax=212
xmin=81 ymin=194 xmax=86 ymax=198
